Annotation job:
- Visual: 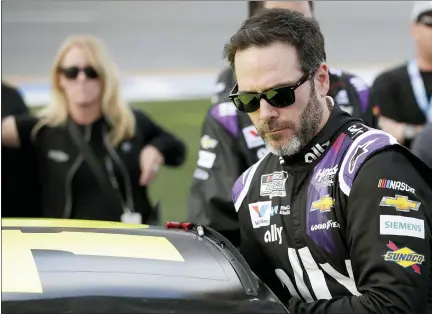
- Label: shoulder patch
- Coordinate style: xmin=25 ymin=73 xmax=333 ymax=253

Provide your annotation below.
xmin=233 ymin=152 xmax=270 ymax=212
xmin=210 ymin=102 xmax=239 ymax=137
xmin=338 ymin=129 xmax=398 ymax=196
xmin=345 ymin=123 xmax=370 ymax=140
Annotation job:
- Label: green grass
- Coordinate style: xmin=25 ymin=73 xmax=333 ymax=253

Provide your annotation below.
xmin=33 ymin=98 xmax=211 ymax=222
xmin=130 ymin=99 xmax=212 ymax=222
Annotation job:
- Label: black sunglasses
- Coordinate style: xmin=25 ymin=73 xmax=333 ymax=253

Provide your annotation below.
xmin=229 ymin=71 xmax=313 ymax=113
xmin=59 ymin=66 xmax=99 ymax=80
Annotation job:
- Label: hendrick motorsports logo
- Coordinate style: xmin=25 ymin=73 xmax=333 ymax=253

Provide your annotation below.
xmin=260 ymin=171 xmax=288 ymax=199
xmin=383 ymin=241 xmax=425 ymax=274
xmin=314 ymin=165 xmax=338 ymax=187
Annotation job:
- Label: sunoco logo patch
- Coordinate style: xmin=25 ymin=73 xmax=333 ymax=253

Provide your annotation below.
xmin=383 ymin=241 xmax=425 ymax=274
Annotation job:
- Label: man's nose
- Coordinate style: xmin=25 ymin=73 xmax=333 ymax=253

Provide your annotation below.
xmin=259 ymin=98 xmax=278 ymax=120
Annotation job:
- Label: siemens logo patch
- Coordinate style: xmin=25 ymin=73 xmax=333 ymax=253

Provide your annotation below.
xmin=380 ymin=215 xmax=424 ymax=239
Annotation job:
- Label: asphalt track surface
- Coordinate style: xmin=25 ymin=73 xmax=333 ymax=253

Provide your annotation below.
xmin=2 ymin=1 xmax=415 ymax=79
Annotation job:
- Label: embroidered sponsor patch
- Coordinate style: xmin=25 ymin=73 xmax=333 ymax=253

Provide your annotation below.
xmin=248 ymin=201 xmax=272 ymax=229
xmin=260 ymin=171 xmax=288 ymax=199
xmin=383 ymin=241 xmax=425 ymax=274
xmin=380 ymin=215 xmax=424 ymax=239
xmin=197 ymin=150 xmax=216 ymax=169
xmin=243 ymin=125 xmax=265 ymax=149
xmin=379 ymin=195 xmax=421 ymax=212
xmin=310 ymin=195 xmax=335 ymax=213
xmin=377 ymin=179 xmax=415 ymax=194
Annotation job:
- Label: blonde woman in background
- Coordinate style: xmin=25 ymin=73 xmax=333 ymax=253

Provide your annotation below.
xmin=2 ymin=34 xmax=186 ymax=224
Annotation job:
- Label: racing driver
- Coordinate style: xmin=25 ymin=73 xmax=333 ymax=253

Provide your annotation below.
xmin=187 ymin=1 xmax=372 ymax=248
xmin=228 ymin=8 xmax=432 ymax=313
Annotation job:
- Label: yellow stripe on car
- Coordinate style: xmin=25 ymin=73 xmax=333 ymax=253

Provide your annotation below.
xmin=2 ymin=230 xmax=185 ymax=294
xmin=2 ymin=218 xmax=149 ymax=229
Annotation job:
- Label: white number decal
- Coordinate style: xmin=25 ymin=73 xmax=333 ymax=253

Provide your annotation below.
xmin=275 ymin=247 xmax=361 ymax=302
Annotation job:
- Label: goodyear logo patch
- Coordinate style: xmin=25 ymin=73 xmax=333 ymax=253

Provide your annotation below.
xmin=383 ymin=241 xmax=425 ymax=274
xmin=310 ymin=194 xmax=335 ymax=213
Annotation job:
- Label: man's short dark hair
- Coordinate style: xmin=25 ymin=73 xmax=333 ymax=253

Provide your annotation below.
xmin=248 ymin=1 xmax=314 ymax=18
xmin=224 ymin=8 xmax=326 ymax=74
xmin=248 ymin=1 xmax=264 ymax=17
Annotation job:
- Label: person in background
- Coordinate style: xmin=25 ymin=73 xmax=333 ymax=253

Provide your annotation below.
xmin=1 ymin=82 xmax=42 ymax=218
xmin=363 ymin=1 xmax=432 ymax=148
xmin=411 ymin=121 xmax=432 ymax=167
xmin=187 ymin=0 xmax=372 ymax=247
xmin=1 ymin=35 xmax=186 ymax=224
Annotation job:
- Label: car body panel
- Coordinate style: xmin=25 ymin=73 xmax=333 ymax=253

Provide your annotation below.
xmin=2 ymin=218 xmax=289 ymax=313
xmin=2 ymin=218 xmax=251 ymax=301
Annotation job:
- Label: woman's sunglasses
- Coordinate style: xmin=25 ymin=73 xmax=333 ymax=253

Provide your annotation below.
xmin=59 ymin=66 xmax=100 ymax=80
xmin=229 ymin=71 xmax=313 ymax=113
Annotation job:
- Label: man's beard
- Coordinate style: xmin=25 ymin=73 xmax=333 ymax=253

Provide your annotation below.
xmin=258 ymin=84 xmax=323 ymax=157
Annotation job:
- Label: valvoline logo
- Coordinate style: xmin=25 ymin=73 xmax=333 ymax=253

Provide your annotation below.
xmin=251 ymin=204 xmax=269 ymax=216
xmin=383 ymin=241 xmax=425 ymax=274
xmin=248 ymin=201 xmax=277 ymax=229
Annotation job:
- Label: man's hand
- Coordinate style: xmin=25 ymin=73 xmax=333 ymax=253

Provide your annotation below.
xmin=139 ymin=145 xmax=165 ymax=186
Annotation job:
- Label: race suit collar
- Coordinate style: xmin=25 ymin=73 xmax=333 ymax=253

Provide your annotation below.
xmin=279 ymin=97 xmax=358 ymax=170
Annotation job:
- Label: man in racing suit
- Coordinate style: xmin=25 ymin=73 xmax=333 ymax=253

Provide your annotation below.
xmin=187 ymin=1 xmax=371 ymax=247
xmin=229 ymin=8 xmax=432 ymax=313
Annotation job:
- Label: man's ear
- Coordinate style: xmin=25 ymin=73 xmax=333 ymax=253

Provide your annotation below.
xmin=314 ymin=63 xmax=330 ymax=97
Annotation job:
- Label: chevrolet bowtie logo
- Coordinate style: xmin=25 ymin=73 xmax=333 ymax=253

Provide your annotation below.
xmin=310 ymin=195 xmax=334 ymax=213
xmin=200 ymin=135 xmax=218 ymax=150
xmin=379 ymin=195 xmax=421 ymax=212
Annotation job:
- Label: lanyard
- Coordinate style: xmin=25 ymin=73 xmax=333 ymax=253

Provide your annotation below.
xmin=105 ymin=156 xmax=119 ymax=189
xmin=105 ymin=156 xmax=128 ymax=210
xmin=407 ymin=59 xmax=432 ymax=122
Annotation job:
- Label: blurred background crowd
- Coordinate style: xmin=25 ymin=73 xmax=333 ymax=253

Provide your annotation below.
xmin=2 ymin=1 xmax=431 ymax=232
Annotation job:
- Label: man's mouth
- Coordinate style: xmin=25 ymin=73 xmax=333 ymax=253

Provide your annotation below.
xmin=266 ymin=128 xmax=287 ymax=135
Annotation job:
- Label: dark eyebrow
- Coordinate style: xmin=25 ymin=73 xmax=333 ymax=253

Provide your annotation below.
xmin=239 ymin=81 xmax=297 ymax=94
